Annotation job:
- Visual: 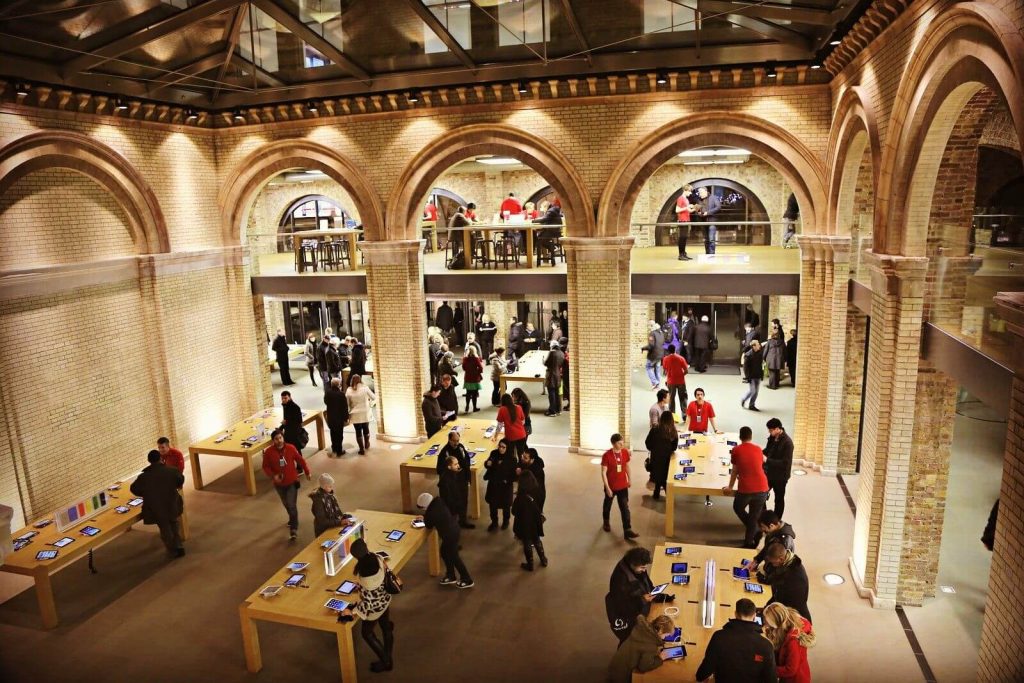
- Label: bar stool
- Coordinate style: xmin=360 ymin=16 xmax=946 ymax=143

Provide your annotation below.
xmin=318 ymin=240 xmax=340 ymax=270
xmin=470 ymin=231 xmax=491 ymax=269
xmin=332 ymin=239 xmax=352 ymax=269
xmin=493 ymin=234 xmax=520 ymax=269
xmin=297 ymin=240 xmax=318 ymax=272
xmin=535 ymin=238 xmax=557 ymax=267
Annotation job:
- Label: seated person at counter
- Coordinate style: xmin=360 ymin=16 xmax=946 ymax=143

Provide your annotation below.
xmin=309 ymin=473 xmax=354 ymax=536
xmin=532 ymin=198 xmax=563 ymax=261
xmin=606 ymin=614 xmax=677 ymax=683
xmin=696 ymin=598 xmax=778 ymax=683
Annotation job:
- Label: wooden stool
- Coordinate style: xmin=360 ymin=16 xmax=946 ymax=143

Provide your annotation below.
xmin=493 ymin=234 xmax=520 ymax=269
xmin=297 ymin=240 xmax=318 ymax=272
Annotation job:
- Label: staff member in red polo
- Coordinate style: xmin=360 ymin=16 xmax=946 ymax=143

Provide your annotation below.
xmin=685 ymin=388 xmax=723 ymax=434
xmin=601 ymin=433 xmax=640 ymax=540
xmin=723 ymin=426 xmax=771 ymax=549
xmin=263 ymin=429 xmax=311 ymax=541
xmin=156 ymin=436 xmax=185 ymax=473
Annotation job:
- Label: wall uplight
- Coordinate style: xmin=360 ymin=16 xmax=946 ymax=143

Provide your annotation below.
xmin=408 ymin=90 xmax=421 ymax=103
xmin=823 ymin=573 xmax=846 ymax=586
xmin=233 ymin=109 xmax=246 ymax=122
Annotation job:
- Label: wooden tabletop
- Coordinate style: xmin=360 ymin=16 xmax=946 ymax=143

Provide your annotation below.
xmin=241 ymin=509 xmax=426 ymax=630
xmin=634 ymin=542 xmax=767 ymax=682
xmin=669 ymin=431 xmax=741 ymax=497
xmin=402 ymin=418 xmax=496 ymax=474
xmin=292 ymin=228 xmax=363 ymax=238
xmin=501 ymin=349 xmax=548 ymax=382
xmin=190 ymin=407 xmax=322 ymax=458
xmin=267 ymin=343 xmax=305 ymax=365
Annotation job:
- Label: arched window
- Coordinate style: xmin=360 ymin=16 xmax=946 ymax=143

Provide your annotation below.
xmin=426 ymin=187 xmax=469 ymax=226
xmin=277 ymin=195 xmax=351 ymax=252
xmin=655 ymin=178 xmax=771 ymax=245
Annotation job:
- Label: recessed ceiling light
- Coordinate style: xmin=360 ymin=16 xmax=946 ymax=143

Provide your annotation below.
xmin=810 ymin=62 xmax=822 ymax=70
xmin=678 ymin=148 xmax=751 ymax=157
xmin=517 ymin=83 xmax=528 ymax=93
xmin=389 ymin=444 xmax=402 ymax=451
xmin=940 ymin=585 xmax=956 ymax=594
xmin=15 ymin=82 xmax=29 ymax=96
xmin=766 ymin=61 xmax=778 ymax=78
xmin=656 ymin=71 xmax=668 ymax=85
xmin=823 ymin=573 xmax=845 ymax=586
xmin=306 ymin=100 xmax=318 ymax=113
xmin=589 ymin=457 xmax=603 ymax=465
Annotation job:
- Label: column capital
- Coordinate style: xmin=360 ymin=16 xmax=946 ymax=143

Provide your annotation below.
xmin=864 ymin=251 xmax=929 ymax=297
xmin=560 ymin=236 xmax=634 ymax=262
xmin=359 ymin=239 xmax=424 ymax=266
xmin=820 ymin=235 xmax=853 ymax=263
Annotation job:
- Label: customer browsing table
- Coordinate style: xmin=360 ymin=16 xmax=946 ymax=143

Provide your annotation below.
xmin=499 ymin=349 xmax=548 ymax=396
xmin=398 ymin=418 xmax=494 ymax=519
xmin=239 ymin=509 xmax=438 ymax=683
xmin=188 ymin=407 xmax=325 ymax=496
xmin=664 ymin=432 xmax=741 ymax=537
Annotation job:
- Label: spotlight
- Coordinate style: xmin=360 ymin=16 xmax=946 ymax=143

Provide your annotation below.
xmin=114 ymin=97 xmax=129 ymax=111
xmin=766 ymin=62 xmax=778 ymax=79
xmin=306 ymin=100 xmax=318 ymax=113
xmin=233 ymin=109 xmax=246 ymax=122
xmin=407 ymin=90 xmax=420 ymax=103
xmin=829 ymin=37 xmax=842 ymax=46
xmin=15 ymin=81 xmax=29 ymax=96
xmin=810 ymin=60 xmax=822 ymax=70
xmin=517 ymin=82 xmax=528 ymax=94
xmin=185 ymin=108 xmax=198 ymax=122
xmin=656 ymin=71 xmax=668 ymax=85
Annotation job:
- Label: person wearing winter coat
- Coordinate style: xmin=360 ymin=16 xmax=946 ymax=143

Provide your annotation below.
xmin=435 ymin=301 xmax=454 ymax=333
xmin=642 ymin=321 xmax=666 ymax=389
xmin=696 ymin=599 xmax=778 ymax=683
xmin=606 ymin=614 xmax=677 ymax=683
xmin=765 ymin=330 xmax=786 ymax=389
xmin=693 ymin=316 xmax=712 ymax=372
xmin=438 ymin=350 xmax=459 ymax=381
xmin=421 ymin=386 xmax=444 ymax=437
xmin=303 ymin=332 xmax=318 ymax=386
xmin=349 ymin=340 xmax=368 ymax=377
xmin=741 ymin=339 xmax=765 ymax=411
xmin=326 ymin=338 xmax=344 ymax=379
xmin=516 ymin=447 xmax=546 ymax=512
xmin=338 ymin=552 xmax=396 ymax=673
xmin=477 ymin=315 xmax=497 ymax=358
xmin=437 ymin=431 xmax=473 ymax=528
xmin=749 ymin=510 xmax=797 ymax=574
xmin=762 ymin=603 xmax=815 ymax=683
xmin=662 ymin=311 xmax=681 ymax=354
xmin=418 ymin=493 xmax=473 ymax=588
xmin=317 ymin=335 xmax=332 ymax=385
xmin=488 ymin=348 xmax=507 ymax=406
xmin=644 ymin=411 xmax=677 ymax=501
xmin=758 ymin=544 xmax=812 ymax=623
xmin=606 ymin=547 xmax=657 ymax=643
xmin=763 ymin=418 xmax=795 ymax=517
xmin=461 ymin=346 xmax=484 ymax=413
xmin=544 ymin=341 xmax=565 ymax=416
xmin=346 ymin=374 xmax=376 ymax=454
xmin=786 ymin=329 xmax=798 ymax=386
xmin=309 ymin=473 xmax=354 ymax=537
xmin=272 ymin=329 xmax=294 ymax=385
xmin=511 ymin=470 xmax=546 ymax=571
xmin=484 ymin=439 xmax=518 ymax=531
xmin=323 ymin=377 xmax=350 ymax=456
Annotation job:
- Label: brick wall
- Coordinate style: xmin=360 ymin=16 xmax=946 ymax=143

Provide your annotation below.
xmin=838 ymin=309 xmax=867 ymax=474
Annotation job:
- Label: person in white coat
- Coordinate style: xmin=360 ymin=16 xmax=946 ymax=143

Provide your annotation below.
xmin=346 ymin=374 xmax=376 ymax=454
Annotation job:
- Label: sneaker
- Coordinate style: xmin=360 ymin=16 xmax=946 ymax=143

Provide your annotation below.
xmin=624 ymin=529 xmax=640 ymax=540
xmin=750 ymin=406 xmax=761 ymax=412
xmin=439 ymin=577 xmax=458 ymax=586
xmin=540 ymin=555 xmax=549 ymax=567
xmin=520 ymin=562 xmax=534 ymax=572
xmin=457 ymin=580 xmax=475 ymax=589
xmin=741 ymin=399 xmax=747 ymax=408
xmin=602 ymin=522 xmax=611 ymax=532
xmin=289 ymin=530 xmax=297 ymax=541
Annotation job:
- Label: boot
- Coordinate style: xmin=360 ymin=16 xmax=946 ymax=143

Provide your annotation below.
xmin=356 ymin=433 xmax=365 ymax=455
xmin=472 ymin=396 xmax=479 ymax=412
xmin=363 ymin=631 xmax=387 ymax=669
xmin=536 ymin=540 xmax=548 ymax=567
xmin=501 ymin=509 xmax=509 ymax=530
xmin=371 ymin=621 xmax=394 ymax=672
xmin=465 ymin=401 xmax=471 ymax=414
xmin=521 ymin=542 xmax=534 ymax=571
xmin=365 ymin=432 xmax=371 ymax=449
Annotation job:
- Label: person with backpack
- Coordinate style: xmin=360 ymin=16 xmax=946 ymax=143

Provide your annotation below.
xmin=512 ymin=470 xmax=547 ymax=571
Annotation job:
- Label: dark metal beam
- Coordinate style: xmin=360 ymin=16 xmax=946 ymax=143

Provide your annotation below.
xmin=211 ymin=5 xmax=248 ymax=103
xmin=698 ymin=1 xmax=835 ymax=26
xmin=230 ymin=54 xmax=286 ymax=88
xmin=557 ymin=0 xmax=592 ymax=66
xmin=62 ymin=0 xmax=243 ymax=75
xmin=720 ymin=12 xmax=812 ymax=49
xmin=251 ymin=0 xmax=371 ymax=83
xmin=149 ymin=52 xmax=227 ymax=94
xmin=405 ymin=0 xmax=476 ymax=72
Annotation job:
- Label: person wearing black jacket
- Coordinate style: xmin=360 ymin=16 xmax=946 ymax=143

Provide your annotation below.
xmin=130 ymin=450 xmax=186 ymax=557
xmin=349 ymin=340 xmax=367 ymax=377
xmin=512 ymin=470 xmax=547 ymax=570
xmin=696 ymin=599 xmax=778 ymax=683
xmin=763 ymin=418 xmax=794 ymax=516
xmin=437 ymin=374 xmax=459 ymax=418
xmin=758 ymin=543 xmax=812 ymax=623
xmin=272 ymin=329 xmax=294 ymax=385
xmin=508 ymin=318 xmax=525 ymax=357
xmin=323 ymin=378 xmax=349 ymax=456
xmin=317 ymin=336 xmax=331 ymax=386
xmin=606 ymin=547 xmax=660 ymax=643
xmin=484 ymin=439 xmax=518 ymax=531
xmin=517 ymin=448 xmax=546 ymax=512
xmin=741 ymin=340 xmax=764 ymax=411
xmin=437 ymin=431 xmax=474 ymax=528
xmin=435 ymin=301 xmax=454 ymax=334
xmin=477 ymin=314 xmax=497 ymax=358
xmin=748 ymin=511 xmax=796 ymax=574
xmin=418 ymin=493 xmax=473 ymax=588
xmin=280 ymin=391 xmax=304 ymax=451
xmin=786 ymin=329 xmax=797 ymax=386
xmin=326 ymin=339 xmax=343 ymax=380
xmin=644 ymin=411 xmax=677 ymax=501
xmin=421 ymin=386 xmax=444 ymax=437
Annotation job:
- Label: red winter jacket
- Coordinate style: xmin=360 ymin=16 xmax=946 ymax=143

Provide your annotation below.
xmin=776 ymin=617 xmax=813 ymax=683
xmin=462 ymin=355 xmax=484 ymax=383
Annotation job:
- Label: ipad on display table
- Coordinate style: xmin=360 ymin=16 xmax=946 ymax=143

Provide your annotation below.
xmin=51 ymin=537 xmax=75 ymax=548
xmin=324 ymin=598 xmax=349 ymax=612
xmin=128 ymin=498 xmax=144 ymax=507
xmin=115 ymin=506 xmax=130 ymax=514
xmin=36 ymin=550 xmax=58 ymax=561
xmin=386 ymin=530 xmax=405 ymax=542
xmin=744 ymin=582 xmax=764 ymax=594
xmin=682 ymin=466 xmax=696 ymax=473
xmin=411 ymin=520 xmax=426 ymax=529
xmin=661 ymin=645 xmax=686 ymax=660
xmin=650 ymin=582 xmax=669 ymax=596
xmin=732 ymin=566 xmax=751 ymax=580
xmin=665 ymin=547 xmax=682 ymax=556
xmin=286 ymin=562 xmax=309 ymax=572
xmin=284 ymin=573 xmax=305 ymax=588
xmin=672 ymin=574 xmax=690 ymax=585
xmin=671 ymin=562 xmax=688 ymax=574
xmin=336 ymin=580 xmax=357 ymax=595
xmin=80 ymin=526 xmax=100 ymax=536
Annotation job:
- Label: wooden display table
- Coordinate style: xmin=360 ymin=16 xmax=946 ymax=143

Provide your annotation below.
xmin=292 ymin=228 xmax=362 ymax=272
xmin=239 ymin=510 xmax=439 ymax=683
xmin=664 ymin=432 xmax=739 ymax=537
xmin=1 ymin=481 xmax=190 ymax=629
xmin=267 ymin=343 xmax=304 ymax=369
xmin=398 ymin=418 xmax=492 ymax=520
xmin=189 ymin=407 xmax=326 ymax=496
xmin=633 ymin=542 xmax=766 ymax=682
xmin=499 ymin=349 xmax=549 ymax=395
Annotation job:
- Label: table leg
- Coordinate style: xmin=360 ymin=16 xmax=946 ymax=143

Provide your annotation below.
xmin=243 ymin=452 xmax=257 ymax=496
xmin=399 ymin=465 xmax=412 ymax=514
xmin=178 ymin=492 xmax=190 ymax=541
xmin=462 ymin=230 xmax=472 ymax=269
xmin=469 ymin=470 xmax=481 ymax=520
xmin=665 ymin=487 xmax=675 ymax=538
xmin=189 ymin=448 xmax=204 ymax=490
xmin=337 ymin=627 xmax=359 ymax=683
xmin=347 ymin=234 xmax=358 ymax=271
xmin=294 ymin=238 xmax=303 ymax=273
xmin=316 ymin=414 xmax=326 ymax=452
xmin=525 ymin=229 xmax=534 ymax=268
xmin=427 ymin=529 xmax=441 ymax=577
xmin=430 ymin=228 xmax=438 ymax=253
xmin=500 ymin=378 xmax=506 ymax=396
xmin=239 ymin=604 xmax=263 ymax=672
xmin=34 ymin=571 xmax=58 ymax=629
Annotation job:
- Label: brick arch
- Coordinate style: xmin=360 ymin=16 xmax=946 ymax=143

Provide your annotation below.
xmin=220 ymin=139 xmax=385 ymax=244
xmin=0 ymin=130 xmax=169 ymax=254
xmin=598 ymin=112 xmax=826 ymax=237
xmin=828 ymin=86 xmax=882 ymax=237
xmin=386 ymin=123 xmax=595 ymax=240
xmin=878 ymin=2 xmax=1024 ymax=256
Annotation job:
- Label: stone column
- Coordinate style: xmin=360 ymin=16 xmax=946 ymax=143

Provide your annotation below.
xmin=837 ymin=308 xmax=867 ymax=474
xmin=850 ymin=252 xmax=928 ymax=609
xmin=792 ymin=235 xmax=824 ymax=463
xmin=819 ymin=236 xmax=852 ymax=475
xmin=978 ymin=292 xmax=1024 ymax=682
xmin=563 ymin=237 xmax=634 ymax=452
xmin=361 ymin=240 xmax=429 ymax=441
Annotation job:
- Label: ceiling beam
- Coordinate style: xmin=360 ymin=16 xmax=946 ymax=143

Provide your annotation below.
xmin=230 ymin=54 xmax=286 ymax=88
xmin=62 ymin=0 xmax=243 ymax=75
xmin=719 ymin=11 xmax=812 ymax=49
xmin=557 ymin=0 xmax=592 ymax=66
xmin=212 ymin=5 xmax=248 ymax=103
xmin=251 ymin=0 xmax=372 ymax=83
xmin=149 ymin=52 xmax=228 ymax=94
xmin=698 ymin=1 xmax=835 ymax=26
xmin=405 ymin=0 xmax=476 ymax=71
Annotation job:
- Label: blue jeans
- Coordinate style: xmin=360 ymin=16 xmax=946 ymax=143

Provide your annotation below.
xmin=275 ymin=482 xmax=299 ymax=531
xmin=741 ymin=378 xmax=761 ymax=408
xmin=645 ymin=360 xmax=660 ymax=385
xmin=733 ymin=491 xmax=768 ymax=546
xmin=547 ymin=385 xmax=560 ymax=414
xmin=705 ymin=225 xmax=717 ymax=254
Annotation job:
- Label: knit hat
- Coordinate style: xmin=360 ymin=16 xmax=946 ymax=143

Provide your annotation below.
xmin=416 ymin=492 xmax=433 ymax=509
xmin=319 ymin=473 xmax=335 ymax=488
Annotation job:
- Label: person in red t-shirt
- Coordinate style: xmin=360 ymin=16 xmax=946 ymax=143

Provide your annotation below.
xmin=496 ymin=394 xmax=528 ymax=456
xmin=676 ymin=184 xmax=693 ymax=261
xmin=156 ymin=436 xmax=185 ymax=473
xmin=661 ymin=344 xmax=689 ymax=418
xmin=423 ymin=200 xmax=438 ymax=221
xmin=724 ymin=426 xmax=771 ymax=548
xmin=601 ymin=433 xmax=639 ymax=539
xmin=685 ymin=388 xmax=722 ymax=434
xmin=500 ymin=192 xmax=522 ymax=218
xmin=465 ymin=202 xmax=478 ymax=222
xmin=263 ymin=429 xmax=311 ymax=540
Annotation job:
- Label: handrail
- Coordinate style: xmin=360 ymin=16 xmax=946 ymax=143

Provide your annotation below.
xmin=632 ymin=221 xmax=796 ymax=227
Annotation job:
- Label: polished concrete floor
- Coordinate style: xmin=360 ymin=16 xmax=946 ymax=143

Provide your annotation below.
xmin=0 ymin=357 xmax=987 ymax=682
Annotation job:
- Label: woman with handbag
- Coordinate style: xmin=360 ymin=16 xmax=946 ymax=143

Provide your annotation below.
xmin=339 ymin=552 xmax=396 ymax=673
xmin=644 ymin=411 xmax=677 ymax=501
xmin=484 ymin=438 xmax=517 ymax=532
xmin=512 ymin=470 xmax=547 ymax=571
xmin=346 ymin=374 xmax=376 ymax=454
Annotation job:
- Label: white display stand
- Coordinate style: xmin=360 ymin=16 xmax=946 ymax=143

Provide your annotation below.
xmin=324 ymin=521 xmax=365 ymax=577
